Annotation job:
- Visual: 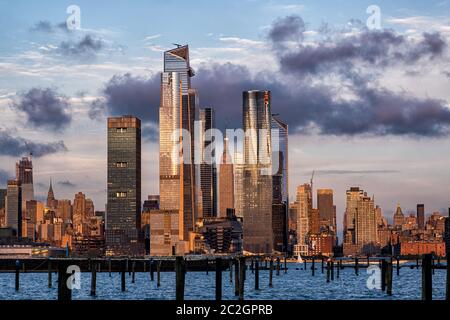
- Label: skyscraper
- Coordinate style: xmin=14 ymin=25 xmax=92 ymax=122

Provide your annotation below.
xmin=158 ymin=45 xmax=196 ymax=254
xmin=47 ymin=179 xmax=58 ymax=209
xmin=16 ymin=157 xmax=34 ymax=215
xmin=5 ymin=179 xmax=22 ymax=239
xmin=355 ymin=195 xmax=377 ymax=247
xmin=343 ymin=187 xmax=364 ymax=245
xmin=199 ymin=108 xmax=217 ymax=218
xmin=233 ymin=151 xmax=244 ymax=219
xmin=106 ymin=115 xmax=142 ymax=256
xmin=417 ymin=204 xmax=425 ymax=230
xmin=242 ymin=90 xmax=273 ymax=254
xmin=317 ymin=189 xmax=335 ymax=232
xmin=0 ymin=189 xmax=6 ymax=210
xmin=393 ymin=204 xmax=405 ymax=228
xmin=219 ymin=137 xmax=234 ymax=217
xmin=271 ymin=116 xmax=288 ymax=252
xmin=296 ymin=183 xmax=312 ymax=245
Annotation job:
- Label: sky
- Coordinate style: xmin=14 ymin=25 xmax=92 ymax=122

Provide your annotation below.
xmin=1 ymin=0 xmax=450 ymax=236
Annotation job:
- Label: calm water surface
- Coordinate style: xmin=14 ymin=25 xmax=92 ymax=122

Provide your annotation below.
xmin=0 ymin=263 xmax=447 ymax=300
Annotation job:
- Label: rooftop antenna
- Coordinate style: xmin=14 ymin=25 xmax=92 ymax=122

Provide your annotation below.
xmin=24 ymin=141 xmax=33 ymax=160
xmin=172 ymin=43 xmax=182 ymax=48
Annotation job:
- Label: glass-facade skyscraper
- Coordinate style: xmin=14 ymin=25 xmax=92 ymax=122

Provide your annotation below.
xmin=242 ymin=90 xmax=273 ymax=254
xmin=106 ymin=115 xmax=141 ymax=256
xmin=159 ymin=45 xmax=196 ymax=250
xmin=199 ymin=108 xmax=217 ymax=218
xmin=5 ymin=179 xmax=22 ymax=239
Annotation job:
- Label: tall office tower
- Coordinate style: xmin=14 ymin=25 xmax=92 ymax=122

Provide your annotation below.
xmin=271 ymin=116 xmax=288 ymax=252
xmin=417 ymin=204 xmax=425 ymax=230
xmin=159 ymin=45 xmax=196 ymax=252
xmin=233 ymin=151 xmax=244 ymax=219
xmin=199 ymin=108 xmax=217 ymax=218
xmin=317 ymin=189 xmax=335 ymax=232
xmin=242 ymin=90 xmax=273 ymax=254
xmin=393 ymin=204 xmax=405 ymax=228
xmin=46 ymin=179 xmax=58 ymax=209
xmin=16 ymin=157 xmax=34 ymax=215
xmin=296 ymin=184 xmax=312 ymax=245
xmin=73 ymin=192 xmax=93 ymax=235
xmin=57 ymin=199 xmax=72 ymax=222
xmin=106 ymin=116 xmax=142 ymax=256
xmin=0 ymin=189 xmax=6 ymax=210
xmin=355 ymin=195 xmax=377 ymax=247
xmin=343 ymin=187 xmax=365 ymax=245
xmin=219 ymin=137 xmax=234 ymax=217
xmin=5 ymin=179 xmax=22 ymax=238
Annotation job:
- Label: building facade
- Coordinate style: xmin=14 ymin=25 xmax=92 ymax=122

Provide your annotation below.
xmin=106 ymin=115 xmax=142 ymax=256
xmin=219 ymin=137 xmax=234 ymax=218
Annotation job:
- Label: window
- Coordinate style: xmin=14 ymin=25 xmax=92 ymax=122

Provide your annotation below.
xmin=116 ymin=127 xmax=127 ymax=133
xmin=116 ymin=162 xmax=128 ymax=168
xmin=116 ymin=192 xmax=127 ymax=198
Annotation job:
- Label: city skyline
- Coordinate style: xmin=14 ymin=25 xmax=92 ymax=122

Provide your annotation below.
xmin=1 ymin=0 xmax=450 ymax=239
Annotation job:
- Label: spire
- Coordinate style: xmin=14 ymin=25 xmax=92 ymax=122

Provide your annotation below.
xmin=221 ymin=137 xmax=232 ymax=164
xmin=47 ymin=177 xmax=55 ymax=208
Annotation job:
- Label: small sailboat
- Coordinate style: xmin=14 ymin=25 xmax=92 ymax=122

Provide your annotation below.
xmin=297 ymin=254 xmax=304 ymax=264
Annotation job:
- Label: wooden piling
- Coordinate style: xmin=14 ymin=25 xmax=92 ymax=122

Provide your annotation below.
xmin=269 ymin=258 xmax=273 ymax=288
xmin=157 ymin=261 xmax=161 ymax=288
xmin=239 ymin=257 xmax=246 ymax=300
xmin=215 ymin=258 xmax=222 ymax=301
xmin=284 ymin=255 xmax=287 ymax=274
xmin=127 ymin=258 xmax=130 ymax=276
xmin=331 ymin=260 xmax=334 ymax=281
xmin=432 ymin=256 xmax=435 ymax=275
xmin=234 ymin=259 xmax=240 ymax=296
xmin=396 ymin=256 xmax=400 ymax=276
xmin=108 ymin=259 xmax=112 ymax=277
xmin=229 ymin=259 xmax=233 ymax=284
xmin=304 ymin=259 xmax=306 ymax=271
xmin=48 ymin=259 xmax=52 ymax=288
xmin=132 ymin=260 xmax=136 ymax=284
xmin=355 ymin=257 xmax=359 ymax=276
xmin=57 ymin=260 xmax=72 ymax=301
xmin=422 ymin=254 xmax=432 ymax=301
xmin=326 ymin=261 xmax=330 ymax=283
xmin=250 ymin=259 xmax=254 ymax=273
xmin=321 ymin=257 xmax=324 ymax=274
xmin=150 ymin=259 xmax=154 ymax=281
xmin=175 ymin=256 xmax=186 ymax=301
xmin=15 ymin=260 xmax=20 ymax=291
xmin=255 ymin=258 xmax=259 ymax=290
xmin=446 ymin=254 xmax=450 ymax=301
xmin=90 ymin=262 xmax=97 ymax=296
xmin=206 ymin=258 xmax=209 ymax=275
xmin=336 ymin=260 xmax=340 ymax=279
xmin=276 ymin=257 xmax=280 ymax=276
xmin=121 ymin=259 xmax=126 ymax=292
xmin=386 ymin=260 xmax=393 ymax=296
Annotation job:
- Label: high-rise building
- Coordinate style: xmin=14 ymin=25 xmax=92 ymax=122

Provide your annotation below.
xmin=317 ymin=189 xmax=335 ymax=232
xmin=15 ymin=157 xmax=34 ymax=216
xmin=5 ymin=179 xmax=22 ymax=238
xmin=355 ymin=195 xmax=377 ymax=247
xmin=106 ymin=115 xmax=142 ymax=256
xmin=57 ymin=199 xmax=72 ymax=222
xmin=271 ymin=116 xmax=288 ymax=252
xmin=199 ymin=108 xmax=217 ymax=218
xmin=159 ymin=45 xmax=196 ymax=254
xmin=417 ymin=204 xmax=425 ymax=230
xmin=393 ymin=204 xmax=405 ymax=228
xmin=219 ymin=137 xmax=234 ymax=218
xmin=242 ymin=90 xmax=273 ymax=254
xmin=0 ymin=189 xmax=6 ymax=210
xmin=296 ymin=184 xmax=312 ymax=245
xmin=233 ymin=151 xmax=244 ymax=219
xmin=46 ymin=179 xmax=58 ymax=209
xmin=343 ymin=187 xmax=364 ymax=245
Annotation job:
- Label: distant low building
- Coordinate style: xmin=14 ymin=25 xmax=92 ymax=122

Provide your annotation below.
xmin=400 ymin=241 xmax=445 ymax=257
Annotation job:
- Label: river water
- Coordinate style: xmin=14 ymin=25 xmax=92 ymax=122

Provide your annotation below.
xmin=0 ymin=263 xmax=447 ymax=300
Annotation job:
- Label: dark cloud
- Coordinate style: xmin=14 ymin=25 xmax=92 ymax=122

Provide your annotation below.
xmin=0 ymin=130 xmax=67 ymax=157
xmin=0 ymin=169 xmax=12 ymax=186
xmin=59 ymin=35 xmax=104 ymax=58
xmin=269 ymin=16 xmax=447 ymax=77
xmin=268 ymin=15 xmax=305 ymax=44
xmin=57 ymin=180 xmax=76 ymax=188
xmin=11 ymin=88 xmax=72 ymax=132
xmin=30 ymin=20 xmax=69 ymax=33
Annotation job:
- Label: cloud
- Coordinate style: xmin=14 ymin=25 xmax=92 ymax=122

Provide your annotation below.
xmin=11 ymin=88 xmax=72 ymax=132
xmin=30 ymin=20 xmax=69 ymax=33
xmin=57 ymin=180 xmax=76 ymax=188
xmin=268 ymin=15 xmax=305 ymax=45
xmin=0 ymin=130 xmax=68 ymax=157
xmin=58 ymin=35 xmax=104 ymax=58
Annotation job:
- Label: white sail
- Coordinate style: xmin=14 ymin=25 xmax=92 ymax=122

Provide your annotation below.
xmin=297 ymin=254 xmax=303 ymax=264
